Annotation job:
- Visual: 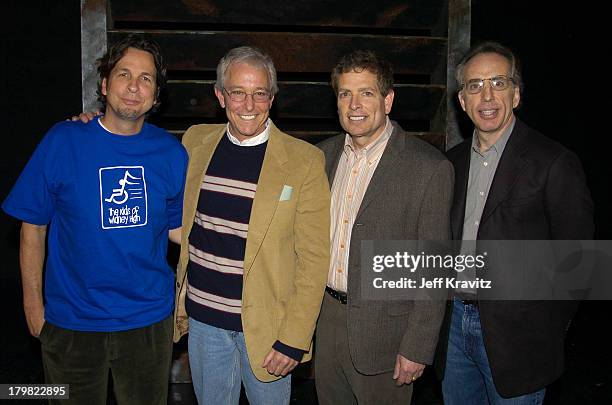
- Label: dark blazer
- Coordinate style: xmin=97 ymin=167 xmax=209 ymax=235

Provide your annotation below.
xmin=434 ymin=118 xmax=594 ymax=397
xmin=317 ymin=122 xmax=454 ymax=374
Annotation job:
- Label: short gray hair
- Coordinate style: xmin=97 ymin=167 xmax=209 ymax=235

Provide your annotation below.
xmin=455 ymin=41 xmax=523 ymax=94
xmin=215 ymin=46 xmax=279 ymax=95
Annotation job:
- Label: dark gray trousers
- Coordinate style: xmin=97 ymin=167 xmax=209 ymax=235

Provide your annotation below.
xmin=315 ymin=293 xmax=413 ymax=405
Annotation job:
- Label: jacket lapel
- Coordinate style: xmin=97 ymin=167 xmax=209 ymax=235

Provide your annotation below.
xmin=182 ymin=127 xmax=225 ymax=250
xmin=355 ymin=124 xmax=404 ymax=220
xmin=480 ymin=119 xmax=529 ymax=225
xmin=449 ymin=141 xmax=471 ymax=240
xmin=325 ymin=136 xmax=345 ymax=183
xmin=243 ymin=123 xmax=289 ymax=276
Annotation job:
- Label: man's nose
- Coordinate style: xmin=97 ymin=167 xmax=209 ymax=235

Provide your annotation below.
xmin=244 ymin=93 xmax=255 ymax=110
xmin=127 ymin=78 xmax=139 ymax=93
xmin=480 ymin=80 xmax=494 ymax=101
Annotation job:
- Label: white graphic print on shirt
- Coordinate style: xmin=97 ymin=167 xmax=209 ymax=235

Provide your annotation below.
xmin=99 ymin=166 xmax=148 ymax=229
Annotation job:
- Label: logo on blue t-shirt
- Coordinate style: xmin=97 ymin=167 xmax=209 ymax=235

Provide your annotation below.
xmin=99 ymin=166 xmax=148 ymax=229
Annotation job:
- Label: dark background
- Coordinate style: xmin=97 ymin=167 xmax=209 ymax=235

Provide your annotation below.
xmin=1 ymin=1 xmax=609 ymax=403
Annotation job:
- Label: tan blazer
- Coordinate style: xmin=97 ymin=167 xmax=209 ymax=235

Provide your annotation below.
xmin=173 ymin=122 xmax=330 ymax=382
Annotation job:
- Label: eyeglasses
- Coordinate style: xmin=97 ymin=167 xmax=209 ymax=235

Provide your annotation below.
xmin=223 ymin=88 xmax=271 ymax=103
xmin=461 ymin=75 xmax=514 ymax=94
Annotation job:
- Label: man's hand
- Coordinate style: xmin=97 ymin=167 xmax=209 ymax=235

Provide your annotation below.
xmin=261 ymin=348 xmax=298 ymax=377
xmin=24 ymin=303 xmax=45 ymax=337
xmin=176 ymin=315 xmax=189 ymax=335
xmin=169 ymin=227 xmax=182 ymax=244
xmin=392 ymin=354 xmax=425 ymax=386
xmin=70 ymin=111 xmax=101 ymax=123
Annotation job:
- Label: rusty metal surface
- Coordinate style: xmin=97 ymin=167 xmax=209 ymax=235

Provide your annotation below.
xmin=446 ymin=0 xmax=471 ymax=150
xmin=81 ymin=0 xmax=108 ymax=112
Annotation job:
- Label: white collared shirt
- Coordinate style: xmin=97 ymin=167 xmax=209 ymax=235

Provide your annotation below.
xmin=226 ymin=119 xmax=271 ymax=146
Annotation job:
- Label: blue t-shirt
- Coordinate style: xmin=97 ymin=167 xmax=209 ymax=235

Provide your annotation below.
xmin=2 ymin=119 xmax=188 ymax=331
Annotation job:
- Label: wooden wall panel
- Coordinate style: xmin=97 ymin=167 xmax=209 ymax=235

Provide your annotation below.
xmin=108 ymin=31 xmax=446 ymax=75
xmin=162 ymin=81 xmax=444 ymax=121
xmin=111 ymin=0 xmax=446 ymax=30
xmin=82 ymin=0 xmax=472 ymax=150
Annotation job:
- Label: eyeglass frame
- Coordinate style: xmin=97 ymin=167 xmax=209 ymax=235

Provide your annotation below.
xmin=223 ymin=87 xmax=272 ymax=103
xmin=460 ymin=75 xmax=515 ymax=94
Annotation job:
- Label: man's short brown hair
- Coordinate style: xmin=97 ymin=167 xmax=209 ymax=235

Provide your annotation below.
xmin=331 ymin=50 xmax=394 ymax=96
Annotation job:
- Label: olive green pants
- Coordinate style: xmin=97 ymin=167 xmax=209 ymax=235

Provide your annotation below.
xmin=39 ymin=315 xmax=173 ymax=405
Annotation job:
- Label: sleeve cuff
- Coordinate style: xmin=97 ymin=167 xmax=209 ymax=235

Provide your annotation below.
xmin=272 ymin=340 xmax=305 ymax=362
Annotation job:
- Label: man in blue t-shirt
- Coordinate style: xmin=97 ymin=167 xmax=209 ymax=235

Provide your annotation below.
xmin=2 ymin=35 xmax=187 ymax=405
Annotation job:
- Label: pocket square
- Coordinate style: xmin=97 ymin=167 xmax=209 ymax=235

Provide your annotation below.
xmin=279 ymin=185 xmax=293 ymax=201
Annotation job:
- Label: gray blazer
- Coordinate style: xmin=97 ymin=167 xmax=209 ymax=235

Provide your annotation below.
xmin=317 ymin=122 xmax=454 ymax=374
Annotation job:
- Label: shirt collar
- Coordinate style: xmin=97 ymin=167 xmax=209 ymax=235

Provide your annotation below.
xmin=226 ymin=118 xmax=271 ymax=146
xmin=98 ymin=118 xmax=113 ymax=133
xmin=343 ymin=117 xmax=393 ymax=156
xmin=471 ymin=116 xmax=515 ymax=156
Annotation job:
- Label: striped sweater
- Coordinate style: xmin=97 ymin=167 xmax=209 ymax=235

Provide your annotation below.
xmin=185 ymin=134 xmax=266 ymax=331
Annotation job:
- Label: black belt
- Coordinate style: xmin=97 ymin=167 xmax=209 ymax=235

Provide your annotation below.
xmin=455 ymin=294 xmax=478 ymax=308
xmin=326 ymin=286 xmax=347 ymax=304
xmin=461 ymin=299 xmax=479 ymax=307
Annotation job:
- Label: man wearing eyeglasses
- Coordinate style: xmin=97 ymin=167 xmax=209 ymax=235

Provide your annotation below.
xmin=434 ymin=41 xmax=594 ymax=404
xmin=172 ymin=46 xmax=330 ymax=404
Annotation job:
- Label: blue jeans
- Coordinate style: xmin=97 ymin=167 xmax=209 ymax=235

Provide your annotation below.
xmin=442 ymin=299 xmax=546 ymax=405
xmin=188 ymin=318 xmax=291 ymax=405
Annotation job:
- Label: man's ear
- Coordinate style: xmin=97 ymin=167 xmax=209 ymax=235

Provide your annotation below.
xmin=214 ymin=87 xmax=226 ymax=108
xmin=458 ymin=91 xmax=467 ymax=112
xmin=101 ymin=78 xmax=108 ymax=96
xmin=512 ymin=86 xmax=521 ymax=109
xmin=384 ymin=89 xmax=395 ymax=115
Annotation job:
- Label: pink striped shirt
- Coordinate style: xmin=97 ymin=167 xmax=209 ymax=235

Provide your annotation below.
xmin=328 ymin=118 xmax=393 ymax=292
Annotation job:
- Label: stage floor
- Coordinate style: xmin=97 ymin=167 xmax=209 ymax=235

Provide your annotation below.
xmin=2 ymin=280 xmax=610 ymax=404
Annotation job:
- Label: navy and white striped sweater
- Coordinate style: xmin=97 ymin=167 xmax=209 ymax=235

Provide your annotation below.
xmin=186 ymin=134 xmax=266 ymax=332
